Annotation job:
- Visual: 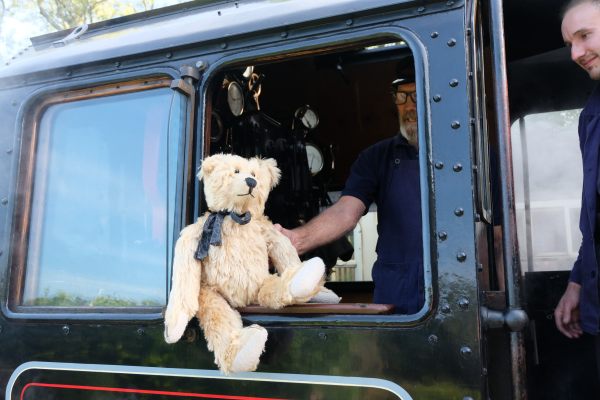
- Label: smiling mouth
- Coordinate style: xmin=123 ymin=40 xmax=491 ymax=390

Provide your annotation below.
xmin=237 ymin=191 xmax=255 ymax=198
xmin=582 ymin=55 xmax=598 ymax=69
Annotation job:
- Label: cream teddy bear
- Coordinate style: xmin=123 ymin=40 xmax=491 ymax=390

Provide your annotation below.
xmin=164 ymin=153 xmax=325 ymax=374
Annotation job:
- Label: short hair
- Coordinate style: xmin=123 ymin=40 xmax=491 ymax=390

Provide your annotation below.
xmin=561 ymin=0 xmax=600 ymax=19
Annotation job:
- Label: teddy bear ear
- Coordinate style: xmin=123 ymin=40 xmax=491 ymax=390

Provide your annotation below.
xmin=260 ymin=157 xmax=281 ymax=189
xmin=196 ymin=154 xmax=220 ymax=181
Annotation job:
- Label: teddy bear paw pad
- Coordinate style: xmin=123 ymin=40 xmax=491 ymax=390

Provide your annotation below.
xmin=231 ymin=325 xmax=268 ymax=373
xmin=290 ymin=257 xmax=325 ymax=298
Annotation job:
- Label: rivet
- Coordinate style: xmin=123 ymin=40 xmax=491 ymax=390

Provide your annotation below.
xmin=468 ymin=71 xmax=474 ymax=78
xmin=417 ymin=6 xmax=425 ymax=12
xmin=453 ymin=163 xmax=463 ymax=172
xmin=460 ymin=346 xmax=472 ymax=357
xmin=447 ymin=38 xmax=457 ymax=47
xmin=438 ymin=231 xmax=448 ymax=241
xmin=454 ymin=207 xmax=464 ymax=216
xmin=166 ymin=52 xmax=173 ymax=58
xmin=196 ymin=60 xmax=208 ymax=71
xmin=456 ymin=251 xmax=467 ymax=262
xmin=450 ymin=79 xmax=459 ymax=87
xmin=451 ymin=121 xmax=461 ymax=129
xmin=466 ymin=28 xmax=472 ymax=36
xmin=431 ymin=31 xmax=439 ymax=38
xmin=281 ymin=31 xmax=288 ymax=38
xmin=62 ymin=325 xmax=70 ymax=335
xmin=428 ymin=334 xmax=438 ymax=345
xmin=137 ymin=327 xmax=145 ymax=336
xmin=114 ymin=61 xmax=121 ymax=67
xmin=220 ymin=43 xmax=227 ymax=49
xmin=433 ymin=94 xmax=442 ymax=102
xmin=1 ymin=198 xmax=7 ymax=206
xmin=345 ymin=19 xmax=353 ymax=26
xmin=458 ymin=297 xmax=469 ymax=309
xmin=435 ymin=161 xmax=444 ymax=169
xmin=441 ymin=304 xmax=451 ymax=313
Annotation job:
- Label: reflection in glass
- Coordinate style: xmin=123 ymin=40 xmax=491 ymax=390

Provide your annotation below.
xmin=23 ymin=88 xmax=183 ymax=307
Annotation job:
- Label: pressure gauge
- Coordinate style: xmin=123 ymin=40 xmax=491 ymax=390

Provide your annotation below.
xmin=227 ymin=81 xmax=245 ymax=116
xmin=295 ymin=105 xmax=319 ymax=130
xmin=305 ymin=143 xmax=324 ymax=175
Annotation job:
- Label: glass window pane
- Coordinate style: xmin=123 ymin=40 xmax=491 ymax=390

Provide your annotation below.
xmin=511 ymin=109 xmax=582 ymax=272
xmin=22 ymin=88 xmax=182 ymax=307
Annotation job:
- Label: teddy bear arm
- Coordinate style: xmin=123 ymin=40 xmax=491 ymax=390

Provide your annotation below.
xmin=164 ymin=223 xmax=203 ymax=342
xmin=265 ymin=225 xmax=303 ymax=274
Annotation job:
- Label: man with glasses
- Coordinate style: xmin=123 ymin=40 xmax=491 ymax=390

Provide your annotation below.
xmin=276 ymin=56 xmax=424 ymax=314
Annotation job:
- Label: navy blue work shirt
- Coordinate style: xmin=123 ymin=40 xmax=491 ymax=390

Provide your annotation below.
xmin=342 ymin=134 xmax=424 ymax=314
xmin=571 ymin=84 xmax=600 ymax=335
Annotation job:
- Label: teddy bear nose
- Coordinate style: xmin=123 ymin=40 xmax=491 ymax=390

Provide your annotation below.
xmin=245 ymin=177 xmax=257 ymax=188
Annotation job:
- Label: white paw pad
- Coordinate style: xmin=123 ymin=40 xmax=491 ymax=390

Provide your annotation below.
xmin=231 ymin=325 xmax=268 ymax=373
xmin=290 ymin=257 xmax=325 ymax=298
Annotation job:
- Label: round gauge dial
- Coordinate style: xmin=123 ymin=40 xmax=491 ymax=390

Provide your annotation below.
xmin=295 ymin=105 xmax=319 ymax=129
xmin=305 ymin=143 xmax=324 ymax=175
xmin=227 ymin=81 xmax=245 ymax=116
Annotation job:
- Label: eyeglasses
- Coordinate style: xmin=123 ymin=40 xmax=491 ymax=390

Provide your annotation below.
xmin=394 ymin=90 xmax=417 ymax=105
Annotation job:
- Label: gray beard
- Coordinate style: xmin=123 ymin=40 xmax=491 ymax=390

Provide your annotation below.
xmin=400 ymin=122 xmax=418 ymax=148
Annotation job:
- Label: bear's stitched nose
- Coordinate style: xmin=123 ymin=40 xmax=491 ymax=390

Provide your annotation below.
xmin=245 ymin=177 xmax=257 ymax=188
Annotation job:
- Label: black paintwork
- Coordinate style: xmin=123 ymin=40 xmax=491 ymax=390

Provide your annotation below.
xmin=0 ymin=0 xmax=594 ymax=399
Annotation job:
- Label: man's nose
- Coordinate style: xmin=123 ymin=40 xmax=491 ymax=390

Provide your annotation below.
xmin=571 ymin=43 xmax=586 ymax=62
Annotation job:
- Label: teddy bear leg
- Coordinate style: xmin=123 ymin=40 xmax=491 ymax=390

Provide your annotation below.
xmin=257 ymin=257 xmax=325 ymax=308
xmin=198 ymin=287 xmax=267 ymax=374
xmin=289 ymin=257 xmax=326 ymax=299
xmin=231 ymin=324 xmax=268 ymax=373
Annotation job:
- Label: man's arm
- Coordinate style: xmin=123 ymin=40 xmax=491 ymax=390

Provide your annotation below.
xmin=275 ymin=195 xmax=366 ymax=255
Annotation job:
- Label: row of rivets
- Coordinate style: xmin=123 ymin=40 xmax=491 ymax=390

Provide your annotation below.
xmin=429 ymin=28 xmax=476 ymax=399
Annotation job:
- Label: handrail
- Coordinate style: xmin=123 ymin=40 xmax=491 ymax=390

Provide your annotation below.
xmin=488 ymin=0 xmax=528 ymax=399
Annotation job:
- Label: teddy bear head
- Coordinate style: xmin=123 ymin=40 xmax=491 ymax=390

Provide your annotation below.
xmin=197 ymin=154 xmax=281 ymax=216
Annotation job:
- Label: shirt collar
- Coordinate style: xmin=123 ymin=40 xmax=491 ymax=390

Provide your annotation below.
xmin=394 ymin=133 xmax=416 ymax=149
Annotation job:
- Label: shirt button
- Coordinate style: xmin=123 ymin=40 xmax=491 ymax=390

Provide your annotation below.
xmin=394 ymin=158 xmax=401 ymax=165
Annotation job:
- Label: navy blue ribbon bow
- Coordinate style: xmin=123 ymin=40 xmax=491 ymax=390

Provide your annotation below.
xmin=195 ymin=210 xmax=252 ymax=260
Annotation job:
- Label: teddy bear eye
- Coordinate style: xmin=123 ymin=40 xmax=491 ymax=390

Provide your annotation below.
xmin=234 ymin=169 xmax=240 ymax=174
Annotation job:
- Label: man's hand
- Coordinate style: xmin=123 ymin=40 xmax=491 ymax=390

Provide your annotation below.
xmin=554 ymin=281 xmax=583 ymax=339
xmin=274 ymin=224 xmax=303 ymax=254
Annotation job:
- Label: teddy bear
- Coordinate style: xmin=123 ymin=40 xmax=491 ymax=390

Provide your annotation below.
xmin=164 ymin=153 xmax=326 ymax=374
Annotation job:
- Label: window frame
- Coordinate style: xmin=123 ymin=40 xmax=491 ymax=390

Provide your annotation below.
xmin=6 ymin=74 xmax=184 ymax=320
xmin=197 ymin=28 xmax=434 ymax=326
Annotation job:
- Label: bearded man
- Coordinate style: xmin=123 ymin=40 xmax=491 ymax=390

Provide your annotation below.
xmin=276 ymin=56 xmax=424 ymax=314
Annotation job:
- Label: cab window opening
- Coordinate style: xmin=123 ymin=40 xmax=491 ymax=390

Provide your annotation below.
xmin=203 ymin=39 xmax=430 ymax=316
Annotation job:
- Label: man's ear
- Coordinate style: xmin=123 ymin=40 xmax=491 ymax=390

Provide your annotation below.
xmin=259 ymin=157 xmax=281 ymax=189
